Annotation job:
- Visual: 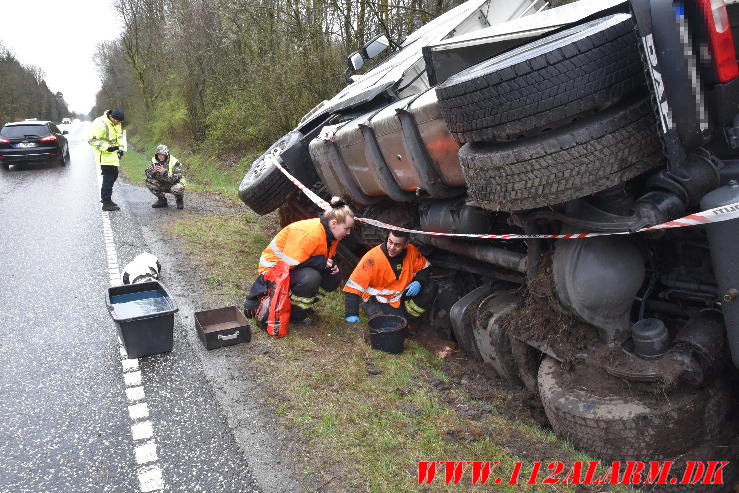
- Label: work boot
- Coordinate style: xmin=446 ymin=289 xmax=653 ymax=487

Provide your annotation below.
xmin=152 ymin=197 xmax=168 ymax=208
xmin=102 ymin=199 xmax=119 ymax=211
xmin=175 ymin=196 xmax=184 ymax=209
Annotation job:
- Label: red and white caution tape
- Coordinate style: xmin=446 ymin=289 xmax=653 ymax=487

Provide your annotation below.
xmin=265 ymin=154 xmax=739 ymax=240
xmin=268 ymin=151 xmax=331 ymax=210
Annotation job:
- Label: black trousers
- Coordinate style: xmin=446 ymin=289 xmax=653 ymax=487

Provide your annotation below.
xmin=244 ymin=266 xmax=341 ymax=321
xmin=100 ymin=165 xmax=119 ymax=201
xmin=362 ymin=280 xmax=438 ymax=323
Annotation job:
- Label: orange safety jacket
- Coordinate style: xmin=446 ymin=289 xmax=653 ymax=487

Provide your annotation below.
xmin=258 ymin=218 xmax=338 ymax=275
xmin=343 ymin=243 xmax=430 ymax=308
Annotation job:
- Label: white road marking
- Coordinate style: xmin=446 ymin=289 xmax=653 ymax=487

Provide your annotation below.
xmin=138 ymin=465 xmax=165 ymax=492
xmin=97 ymin=166 xmax=166 ymax=491
xmin=131 ymin=421 xmax=154 ymax=441
xmin=124 ymin=371 xmax=142 ymax=387
xmin=135 ymin=441 xmax=159 ymax=464
xmin=126 ymin=387 xmax=146 ymax=402
xmin=128 ymin=402 xmax=150 ymax=421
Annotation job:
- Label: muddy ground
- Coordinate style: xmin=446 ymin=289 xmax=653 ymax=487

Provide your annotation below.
xmin=126 ymin=182 xmax=739 ymax=493
xmin=127 ymin=184 xmax=598 ymax=491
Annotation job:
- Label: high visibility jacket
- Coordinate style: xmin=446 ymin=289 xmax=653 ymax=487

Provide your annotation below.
xmin=344 ymin=243 xmax=430 ymax=308
xmin=88 ymin=111 xmax=124 ymax=166
xmin=258 ymin=218 xmax=338 ymax=275
xmin=148 ymin=155 xmax=186 ymax=185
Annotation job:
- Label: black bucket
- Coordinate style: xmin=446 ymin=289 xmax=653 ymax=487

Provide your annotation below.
xmin=368 ymin=315 xmax=407 ymax=354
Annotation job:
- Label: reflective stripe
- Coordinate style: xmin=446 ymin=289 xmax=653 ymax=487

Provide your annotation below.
xmin=102 ymin=118 xmax=111 ymax=141
xmin=376 ymin=292 xmax=403 ymax=304
xmin=269 ymin=239 xmax=300 ymax=266
xmin=259 ymin=255 xmax=276 ymax=268
xmin=289 ymin=295 xmax=315 ymax=309
xmin=290 ymin=294 xmax=316 ymax=304
xmin=345 ymin=280 xmax=365 ymax=293
xmin=404 ymin=299 xmax=425 ymax=317
xmin=365 ymin=287 xmax=397 ymax=296
xmin=423 ymin=260 xmax=431 ymax=269
xmin=88 ymin=138 xmax=108 ymax=150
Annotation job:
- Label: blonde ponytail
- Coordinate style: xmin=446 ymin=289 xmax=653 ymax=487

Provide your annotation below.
xmin=323 ymin=196 xmax=354 ymax=224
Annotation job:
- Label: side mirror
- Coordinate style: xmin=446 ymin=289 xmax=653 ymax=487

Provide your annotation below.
xmin=347 ymin=51 xmax=364 ymax=72
xmin=362 ymin=34 xmax=390 ymax=59
xmin=63 ymin=130 xmax=69 ymax=135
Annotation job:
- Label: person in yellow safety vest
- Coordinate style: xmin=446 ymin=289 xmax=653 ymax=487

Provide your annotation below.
xmin=343 ymin=230 xmax=437 ymax=334
xmin=243 ymin=197 xmax=355 ymax=324
xmin=146 ymin=144 xmax=186 ymax=209
xmin=88 ymin=109 xmax=125 ymax=211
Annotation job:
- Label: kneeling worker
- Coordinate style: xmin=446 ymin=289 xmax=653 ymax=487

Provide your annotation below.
xmin=244 ymin=197 xmax=355 ymax=324
xmin=344 ymin=230 xmax=436 ymax=330
xmin=146 ymin=144 xmax=186 ymax=209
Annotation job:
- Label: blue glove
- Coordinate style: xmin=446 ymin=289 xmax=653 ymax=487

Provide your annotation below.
xmin=345 ymin=315 xmax=360 ymax=323
xmin=405 ymin=281 xmax=421 ymax=297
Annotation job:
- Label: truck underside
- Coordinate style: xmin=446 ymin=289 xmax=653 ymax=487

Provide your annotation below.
xmin=240 ymin=0 xmax=739 ymax=480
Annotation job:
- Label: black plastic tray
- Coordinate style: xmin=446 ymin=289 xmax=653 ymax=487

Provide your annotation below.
xmin=194 ymin=306 xmax=251 ymax=350
xmin=106 ymin=281 xmax=178 ymax=358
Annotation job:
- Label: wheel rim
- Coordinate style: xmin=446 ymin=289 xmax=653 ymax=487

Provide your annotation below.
xmin=244 ymin=134 xmax=293 ymax=186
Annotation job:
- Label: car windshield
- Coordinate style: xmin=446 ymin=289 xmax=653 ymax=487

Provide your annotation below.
xmin=0 ymin=125 xmax=48 ymax=138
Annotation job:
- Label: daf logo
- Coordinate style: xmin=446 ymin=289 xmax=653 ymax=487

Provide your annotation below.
xmin=643 ymin=33 xmax=673 ymax=133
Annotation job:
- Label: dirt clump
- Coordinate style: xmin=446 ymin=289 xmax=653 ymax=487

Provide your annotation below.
xmin=501 ymin=255 xmax=595 ymax=365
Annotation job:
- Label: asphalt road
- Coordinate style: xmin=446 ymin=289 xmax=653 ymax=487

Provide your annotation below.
xmin=0 ymin=123 xmax=293 ymax=493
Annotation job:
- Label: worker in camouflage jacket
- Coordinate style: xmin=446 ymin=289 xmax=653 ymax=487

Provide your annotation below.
xmin=146 ymin=144 xmax=186 ymax=209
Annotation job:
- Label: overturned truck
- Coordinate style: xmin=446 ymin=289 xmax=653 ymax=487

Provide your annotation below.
xmin=240 ymin=0 xmax=739 ymax=479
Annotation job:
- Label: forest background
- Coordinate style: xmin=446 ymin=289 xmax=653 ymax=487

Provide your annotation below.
xmin=2 ymin=0 xmax=571 ymax=175
xmin=92 ymin=0 xmax=474 ymax=170
xmin=0 ymin=44 xmax=72 ymax=125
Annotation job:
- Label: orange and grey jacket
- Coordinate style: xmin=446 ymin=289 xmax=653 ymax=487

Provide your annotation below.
xmin=258 ymin=217 xmax=338 ymax=275
xmin=343 ymin=243 xmax=430 ymax=309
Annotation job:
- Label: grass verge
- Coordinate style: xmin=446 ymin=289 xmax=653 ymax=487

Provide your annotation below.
xmin=168 ymin=211 xmax=634 ymax=492
xmin=119 ymin=130 xmax=260 ymax=199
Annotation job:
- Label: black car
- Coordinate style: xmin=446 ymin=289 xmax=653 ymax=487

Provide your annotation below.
xmin=0 ymin=120 xmax=70 ymax=168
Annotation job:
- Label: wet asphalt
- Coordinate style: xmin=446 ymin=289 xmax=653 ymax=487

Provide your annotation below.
xmin=0 ymin=123 xmax=278 ymax=492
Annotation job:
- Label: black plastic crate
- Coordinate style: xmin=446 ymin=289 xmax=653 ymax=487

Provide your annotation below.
xmin=194 ymin=306 xmax=251 ymax=350
xmin=106 ymin=281 xmax=178 ymax=358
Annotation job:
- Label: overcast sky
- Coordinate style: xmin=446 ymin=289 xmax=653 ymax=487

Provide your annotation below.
xmin=0 ymin=0 xmax=123 ymax=115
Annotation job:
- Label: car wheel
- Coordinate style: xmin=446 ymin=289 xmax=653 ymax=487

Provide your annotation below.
xmin=538 ymin=356 xmax=733 ymax=462
xmin=458 ymin=99 xmax=663 ymax=212
xmin=437 ymin=14 xmax=644 ymax=144
xmin=58 ymin=146 xmax=68 ymax=166
xmin=238 ymin=131 xmax=311 ymax=215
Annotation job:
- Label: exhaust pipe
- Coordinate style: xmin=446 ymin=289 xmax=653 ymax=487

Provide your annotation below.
xmin=422 ymin=236 xmax=527 ymax=273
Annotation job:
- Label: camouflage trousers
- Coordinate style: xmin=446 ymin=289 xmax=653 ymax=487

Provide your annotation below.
xmin=146 ymin=178 xmax=185 ymax=199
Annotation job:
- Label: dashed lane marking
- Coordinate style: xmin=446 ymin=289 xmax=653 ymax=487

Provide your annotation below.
xmin=97 ymin=166 xmax=165 ymax=491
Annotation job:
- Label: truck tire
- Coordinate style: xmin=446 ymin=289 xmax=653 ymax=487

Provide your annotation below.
xmin=641 ymin=440 xmax=739 ymax=492
xmin=437 ymin=13 xmax=644 ymax=144
xmin=459 ymin=99 xmax=663 ymax=212
xmin=239 ymin=132 xmax=304 ymax=215
xmin=538 ymin=356 xmax=732 ymax=462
